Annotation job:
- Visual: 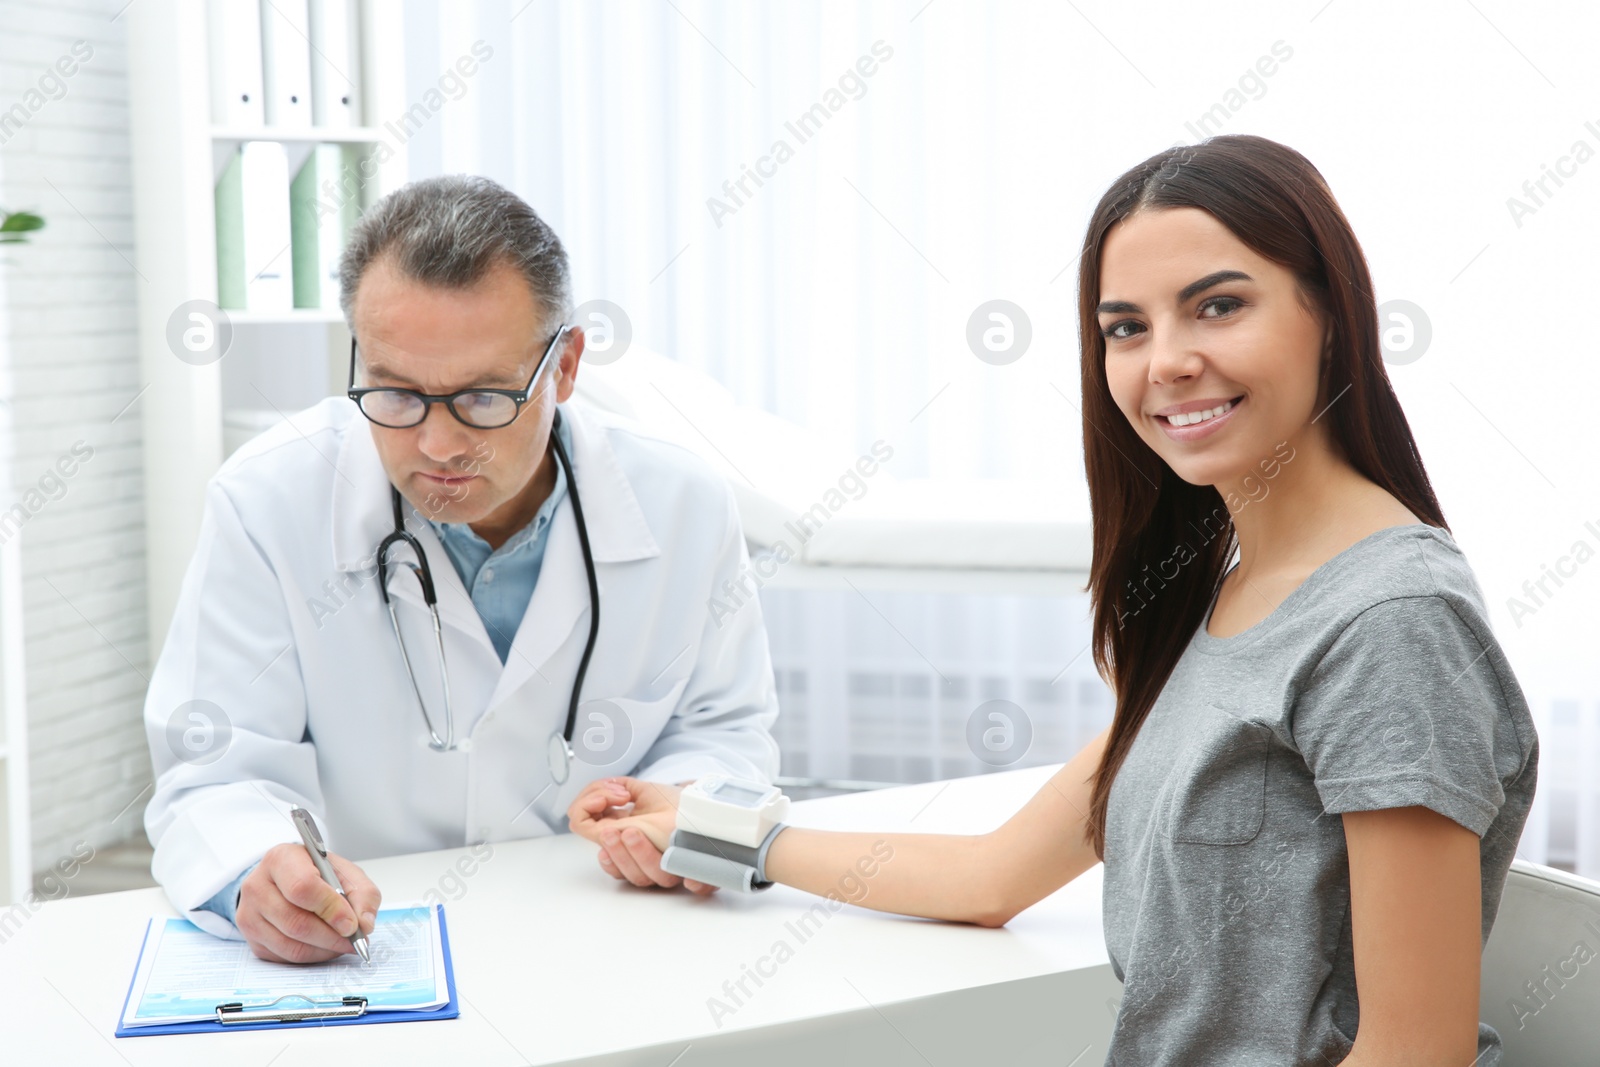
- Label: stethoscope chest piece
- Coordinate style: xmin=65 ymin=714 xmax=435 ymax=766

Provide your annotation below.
xmin=547 ymin=732 xmax=573 ymax=785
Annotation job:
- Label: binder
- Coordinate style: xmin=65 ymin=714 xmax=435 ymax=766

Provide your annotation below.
xmin=308 ymin=0 xmax=362 ymax=127
xmin=289 ymin=143 xmax=361 ymax=308
xmin=215 ymin=147 xmax=247 ymax=309
xmin=215 ymin=141 xmax=294 ymax=311
xmin=260 ymin=0 xmax=313 ymax=126
xmin=114 ymin=904 xmax=458 ymax=1037
xmin=207 ymin=0 xmax=265 ymax=126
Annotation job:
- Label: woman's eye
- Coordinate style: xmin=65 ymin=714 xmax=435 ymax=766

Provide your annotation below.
xmin=1199 ymin=296 xmax=1243 ymax=318
xmin=1101 ymin=320 xmax=1144 ymax=340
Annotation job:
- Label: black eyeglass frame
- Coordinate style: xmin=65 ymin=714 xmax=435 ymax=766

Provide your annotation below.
xmin=346 ymin=324 xmax=573 ymax=429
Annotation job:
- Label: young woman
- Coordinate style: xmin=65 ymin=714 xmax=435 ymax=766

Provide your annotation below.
xmin=566 ymin=135 xmax=1539 ymax=1066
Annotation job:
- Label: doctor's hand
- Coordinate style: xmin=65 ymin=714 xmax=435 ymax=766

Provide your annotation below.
xmin=235 ymin=842 xmax=382 ymax=964
xmin=567 ymin=777 xmax=717 ymax=896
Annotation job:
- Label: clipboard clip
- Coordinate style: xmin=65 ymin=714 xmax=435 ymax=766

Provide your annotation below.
xmin=215 ymin=994 xmax=368 ymax=1025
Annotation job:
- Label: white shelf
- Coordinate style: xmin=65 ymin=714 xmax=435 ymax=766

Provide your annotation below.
xmin=211 ymin=124 xmax=389 ymax=146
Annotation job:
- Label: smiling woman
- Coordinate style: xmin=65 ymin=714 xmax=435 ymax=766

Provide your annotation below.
xmin=581 ymin=134 xmax=1539 ymax=1067
xmin=1070 ymin=135 xmax=1537 ymax=1066
xmin=1073 ymin=136 xmax=1445 ymax=850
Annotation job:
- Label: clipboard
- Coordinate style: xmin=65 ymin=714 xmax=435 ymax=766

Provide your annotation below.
xmin=114 ymin=903 xmax=459 ymax=1037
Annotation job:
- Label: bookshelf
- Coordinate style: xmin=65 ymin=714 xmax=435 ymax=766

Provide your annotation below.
xmin=125 ymin=0 xmax=408 ymax=652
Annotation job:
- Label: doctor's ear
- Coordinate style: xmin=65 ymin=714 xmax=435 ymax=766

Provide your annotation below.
xmin=554 ymin=327 xmax=583 ymax=403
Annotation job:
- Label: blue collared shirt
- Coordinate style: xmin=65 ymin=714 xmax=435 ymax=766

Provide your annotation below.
xmin=197 ymin=414 xmax=576 ymax=925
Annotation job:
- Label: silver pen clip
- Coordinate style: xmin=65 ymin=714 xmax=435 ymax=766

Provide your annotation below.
xmin=291 ymin=807 xmax=327 ymax=856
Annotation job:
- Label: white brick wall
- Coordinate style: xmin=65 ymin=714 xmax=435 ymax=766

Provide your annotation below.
xmin=0 ymin=0 xmax=152 ymax=874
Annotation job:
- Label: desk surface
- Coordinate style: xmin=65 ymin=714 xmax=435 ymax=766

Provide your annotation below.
xmin=0 ymin=764 xmax=1112 ymax=1065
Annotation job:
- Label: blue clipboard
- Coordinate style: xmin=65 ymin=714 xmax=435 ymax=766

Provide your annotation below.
xmin=114 ymin=903 xmax=459 ymax=1037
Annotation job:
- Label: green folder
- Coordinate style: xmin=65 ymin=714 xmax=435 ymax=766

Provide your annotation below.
xmin=290 ymin=145 xmax=365 ymax=309
xmin=214 ymin=149 xmax=246 ymax=309
xmin=216 ymin=142 xmax=297 ymax=311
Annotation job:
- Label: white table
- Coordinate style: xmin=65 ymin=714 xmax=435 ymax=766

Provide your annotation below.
xmin=0 ymin=765 xmax=1120 ymax=1065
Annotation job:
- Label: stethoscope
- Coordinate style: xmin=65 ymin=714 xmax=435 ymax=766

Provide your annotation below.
xmin=375 ymin=407 xmax=600 ymax=785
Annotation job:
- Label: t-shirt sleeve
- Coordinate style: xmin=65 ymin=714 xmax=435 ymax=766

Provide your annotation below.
xmin=1290 ymin=595 xmax=1524 ymax=837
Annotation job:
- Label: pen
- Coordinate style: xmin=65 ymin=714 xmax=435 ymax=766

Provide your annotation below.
xmin=290 ymin=807 xmax=371 ymax=962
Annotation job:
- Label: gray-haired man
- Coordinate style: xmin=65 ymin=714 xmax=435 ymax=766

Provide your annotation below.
xmin=143 ymin=175 xmax=780 ymax=963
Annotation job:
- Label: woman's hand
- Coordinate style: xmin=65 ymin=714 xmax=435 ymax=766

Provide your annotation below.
xmin=566 ymin=777 xmax=715 ymax=895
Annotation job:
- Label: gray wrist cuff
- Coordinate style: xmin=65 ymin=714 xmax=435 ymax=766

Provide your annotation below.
xmin=661 ymin=824 xmax=787 ymax=892
xmin=754 ymin=822 xmax=787 ymax=883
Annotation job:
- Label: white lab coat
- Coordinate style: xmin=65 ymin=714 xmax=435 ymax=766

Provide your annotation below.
xmin=144 ymin=398 xmax=780 ymax=938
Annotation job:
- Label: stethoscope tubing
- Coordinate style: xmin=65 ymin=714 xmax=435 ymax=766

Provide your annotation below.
xmin=376 ymin=407 xmax=599 ymax=761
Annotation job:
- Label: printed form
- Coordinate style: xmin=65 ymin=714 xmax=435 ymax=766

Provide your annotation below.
xmin=120 ymin=904 xmax=448 ymax=1027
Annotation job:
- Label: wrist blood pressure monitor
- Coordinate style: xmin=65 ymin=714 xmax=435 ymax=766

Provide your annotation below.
xmin=660 ymin=776 xmax=790 ymax=892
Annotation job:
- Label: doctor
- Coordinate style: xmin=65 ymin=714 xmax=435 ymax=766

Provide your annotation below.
xmin=143 ymin=175 xmax=780 ymax=963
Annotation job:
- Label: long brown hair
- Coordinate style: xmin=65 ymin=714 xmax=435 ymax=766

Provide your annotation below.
xmin=1078 ymin=135 xmax=1447 ymax=859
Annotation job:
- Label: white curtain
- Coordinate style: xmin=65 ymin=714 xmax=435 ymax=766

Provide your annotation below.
xmin=398 ymin=0 xmax=1096 ymax=488
xmin=396 ymin=0 xmax=1596 ymax=876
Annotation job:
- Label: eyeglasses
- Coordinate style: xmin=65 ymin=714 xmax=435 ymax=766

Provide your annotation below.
xmin=347 ymin=325 xmax=572 ymax=430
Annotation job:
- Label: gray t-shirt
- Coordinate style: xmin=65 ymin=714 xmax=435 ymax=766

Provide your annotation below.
xmin=1101 ymin=523 xmax=1539 ymax=1066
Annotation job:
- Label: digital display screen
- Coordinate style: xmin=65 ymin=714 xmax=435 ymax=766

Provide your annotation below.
xmin=710 ymin=782 xmax=768 ymax=807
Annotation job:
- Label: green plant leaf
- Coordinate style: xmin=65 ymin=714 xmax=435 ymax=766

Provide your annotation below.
xmin=0 ymin=211 xmax=46 ymax=234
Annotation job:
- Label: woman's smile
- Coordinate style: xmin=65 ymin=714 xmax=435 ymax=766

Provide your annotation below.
xmin=1154 ymin=395 xmax=1245 ymax=442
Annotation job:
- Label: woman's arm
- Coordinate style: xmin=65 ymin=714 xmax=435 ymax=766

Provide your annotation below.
xmin=571 ymin=725 xmax=1110 ymax=928
xmin=1337 ymin=805 xmax=1483 ymax=1065
xmin=767 ymin=724 xmax=1107 ymax=926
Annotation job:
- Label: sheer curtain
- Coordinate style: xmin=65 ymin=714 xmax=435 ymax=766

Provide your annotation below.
xmin=399 ymin=0 xmax=1101 ymax=491
xmin=396 ymin=0 xmax=1599 ymax=875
